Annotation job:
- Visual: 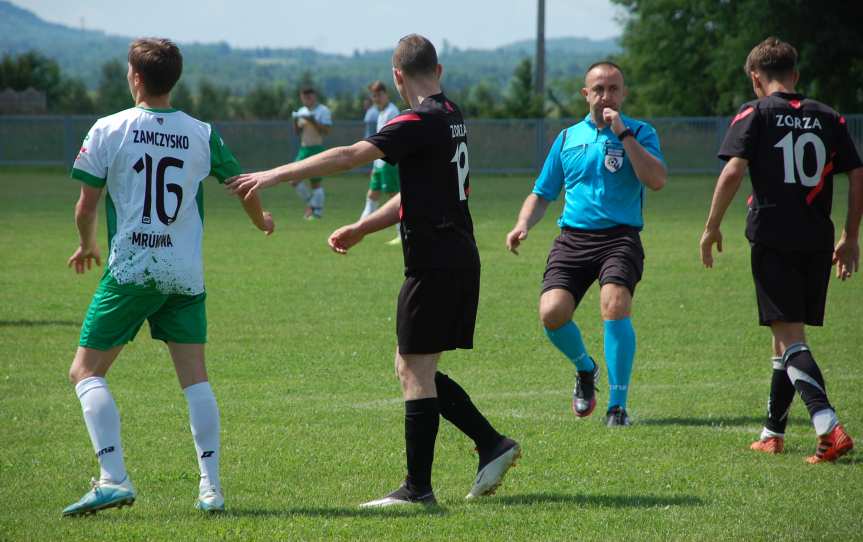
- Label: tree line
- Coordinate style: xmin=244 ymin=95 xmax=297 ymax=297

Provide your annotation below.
xmin=3 ymin=1 xmax=860 ymax=121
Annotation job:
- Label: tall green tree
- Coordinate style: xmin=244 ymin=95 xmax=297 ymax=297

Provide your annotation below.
xmin=96 ymin=59 xmax=131 ymax=113
xmin=196 ymin=78 xmax=231 ymax=121
xmin=171 ymin=81 xmax=196 ymax=116
xmin=612 ymin=0 xmax=863 ymax=115
xmin=0 ymin=51 xmax=63 ymax=106
xmin=501 ymin=58 xmax=545 ymax=118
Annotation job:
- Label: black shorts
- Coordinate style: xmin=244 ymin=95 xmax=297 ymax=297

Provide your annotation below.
xmin=396 ymin=268 xmax=480 ymax=354
xmin=541 ymin=226 xmax=644 ymax=307
xmin=750 ymin=243 xmax=832 ymax=326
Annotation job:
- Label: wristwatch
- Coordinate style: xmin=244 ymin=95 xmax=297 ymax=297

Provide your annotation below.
xmin=616 ymin=128 xmax=634 ymax=141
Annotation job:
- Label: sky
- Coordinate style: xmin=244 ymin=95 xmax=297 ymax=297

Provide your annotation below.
xmin=14 ymin=0 xmax=624 ymax=54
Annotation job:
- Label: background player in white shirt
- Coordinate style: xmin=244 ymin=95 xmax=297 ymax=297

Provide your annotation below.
xmin=63 ymin=37 xmax=274 ymax=517
xmin=360 ymin=80 xmax=402 ymax=244
xmin=292 ymin=87 xmax=333 ymax=219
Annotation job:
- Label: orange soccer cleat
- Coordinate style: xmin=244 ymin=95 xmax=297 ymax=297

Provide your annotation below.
xmin=750 ymin=436 xmax=785 ymax=454
xmin=806 ymin=424 xmax=854 ymax=464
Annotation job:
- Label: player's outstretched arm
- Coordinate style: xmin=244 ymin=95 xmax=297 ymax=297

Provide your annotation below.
xmin=506 ymin=194 xmax=551 ymax=255
xmin=68 ymin=185 xmax=103 ymax=274
xmin=239 ymin=190 xmax=275 ymax=236
xmin=328 ymin=194 xmax=401 ymax=255
xmin=700 ymin=157 xmax=747 ymax=268
xmin=833 ymin=166 xmax=863 ymax=280
xmin=225 ymin=141 xmax=384 ymax=201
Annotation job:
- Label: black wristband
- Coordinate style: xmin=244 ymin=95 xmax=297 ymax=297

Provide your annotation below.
xmin=616 ymin=128 xmax=634 ymax=141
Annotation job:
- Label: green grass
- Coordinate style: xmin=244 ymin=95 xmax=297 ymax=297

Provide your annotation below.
xmin=0 ymin=167 xmax=861 ymax=541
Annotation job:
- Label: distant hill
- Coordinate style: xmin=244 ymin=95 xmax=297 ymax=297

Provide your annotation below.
xmin=0 ymin=0 xmax=620 ymax=95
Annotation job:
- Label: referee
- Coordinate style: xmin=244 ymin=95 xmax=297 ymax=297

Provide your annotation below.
xmin=506 ymin=62 xmax=666 ymax=426
xmin=227 ymin=34 xmax=520 ymax=507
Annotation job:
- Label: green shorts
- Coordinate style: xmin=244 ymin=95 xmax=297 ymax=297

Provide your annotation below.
xmin=295 ymin=145 xmax=327 ymax=183
xmin=369 ymin=163 xmax=400 ymax=193
xmin=79 ymin=279 xmax=207 ymax=351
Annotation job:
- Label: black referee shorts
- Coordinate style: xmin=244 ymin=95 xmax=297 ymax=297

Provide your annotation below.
xmin=750 ymin=243 xmax=832 ymax=326
xmin=541 ymin=226 xmax=644 ymax=307
xmin=396 ymin=268 xmax=480 ymax=355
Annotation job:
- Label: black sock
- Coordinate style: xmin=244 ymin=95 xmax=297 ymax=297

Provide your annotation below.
xmin=765 ymin=357 xmax=795 ymax=434
xmin=784 ymin=344 xmax=832 ymax=419
xmin=435 ymin=372 xmax=502 ymax=451
xmin=404 ymin=398 xmax=439 ymax=494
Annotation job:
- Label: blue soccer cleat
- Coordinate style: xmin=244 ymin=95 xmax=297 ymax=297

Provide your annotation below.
xmin=62 ymin=477 xmax=136 ymax=517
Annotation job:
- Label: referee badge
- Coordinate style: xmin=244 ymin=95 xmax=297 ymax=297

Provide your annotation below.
xmin=604 ymin=142 xmax=624 ymax=173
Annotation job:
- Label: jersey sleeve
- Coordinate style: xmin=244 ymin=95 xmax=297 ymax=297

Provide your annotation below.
xmin=718 ymin=103 xmax=760 ymax=161
xmin=208 ymin=126 xmax=242 ymax=183
xmin=365 ymin=112 xmax=426 ymax=165
xmin=70 ymin=121 xmax=108 ymax=188
xmin=634 ymin=122 xmax=665 ymax=164
xmin=832 ymin=115 xmax=863 ymax=173
xmin=532 ymin=129 xmax=566 ymax=201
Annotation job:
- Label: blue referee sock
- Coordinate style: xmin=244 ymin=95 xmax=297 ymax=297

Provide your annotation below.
xmin=604 ymin=317 xmax=636 ymax=410
xmin=544 ymin=321 xmax=595 ymax=372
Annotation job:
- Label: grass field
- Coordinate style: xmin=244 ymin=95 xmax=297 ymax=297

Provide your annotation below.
xmin=0 ymin=167 xmax=861 ymax=541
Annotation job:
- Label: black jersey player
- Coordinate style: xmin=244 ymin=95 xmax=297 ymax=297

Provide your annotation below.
xmin=701 ymin=37 xmax=862 ymax=463
xmin=227 ymin=34 xmax=520 ymax=505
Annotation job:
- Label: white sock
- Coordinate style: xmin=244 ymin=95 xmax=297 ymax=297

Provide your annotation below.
xmin=760 ymin=427 xmax=784 ymax=439
xmin=295 ymin=182 xmax=312 ymax=203
xmin=184 ymin=381 xmax=221 ymax=492
xmin=310 ymin=187 xmax=325 ymax=213
xmin=394 ymin=222 xmax=402 ymax=237
xmin=812 ymin=408 xmax=839 ymax=436
xmin=75 ymin=377 xmax=127 ymax=483
xmin=361 ymin=197 xmax=379 ymax=219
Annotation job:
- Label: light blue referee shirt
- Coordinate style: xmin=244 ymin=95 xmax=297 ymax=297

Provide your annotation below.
xmin=532 ymin=113 xmax=664 ymax=230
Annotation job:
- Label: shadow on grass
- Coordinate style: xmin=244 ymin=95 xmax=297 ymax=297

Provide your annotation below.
xmin=0 ymin=319 xmax=80 ymax=327
xmin=638 ymin=416 xmax=809 ymax=428
xmin=223 ymin=505 xmax=448 ymax=519
xmin=479 ymin=493 xmax=704 ymax=508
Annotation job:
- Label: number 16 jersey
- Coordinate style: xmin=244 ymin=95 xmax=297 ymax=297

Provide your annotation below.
xmin=718 ymin=91 xmax=862 ymax=251
xmin=71 ymin=107 xmax=242 ymax=296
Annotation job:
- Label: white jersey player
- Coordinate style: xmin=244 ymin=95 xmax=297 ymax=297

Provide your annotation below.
xmin=63 ymin=38 xmax=274 ymax=517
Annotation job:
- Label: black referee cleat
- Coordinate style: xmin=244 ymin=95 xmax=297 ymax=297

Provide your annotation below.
xmin=605 ymin=406 xmax=631 ymax=427
xmin=359 ymin=483 xmax=437 ymax=508
xmin=573 ymin=362 xmax=599 ymax=417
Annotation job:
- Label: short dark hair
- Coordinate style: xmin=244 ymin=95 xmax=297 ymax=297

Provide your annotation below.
xmin=128 ymin=38 xmax=182 ymax=96
xmin=368 ymin=80 xmax=387 ymax=93
xmin=745 ymin=37 xmax=797 ymax=80
xmin=300 ymin=86 xmax=316 ymax=95
xmin=392 ymin=34 xmax=438 ymax=77
xmin=585 ymin=61 xmax=624 ymax=80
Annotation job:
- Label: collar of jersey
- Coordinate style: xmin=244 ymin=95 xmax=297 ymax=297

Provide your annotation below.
xmin=136 ymin=106 xmax=178 ymax=113
xmin=770 ymin=91 xmax=804 ymax=100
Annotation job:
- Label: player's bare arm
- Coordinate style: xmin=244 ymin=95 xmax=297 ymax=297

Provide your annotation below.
xmin=226 ymin=141 xmax=384 ymax=200
xmin=833 ymin=166 xmax=863 ymax=280
xmin=68 ymin=184 xmax=103 ymax=274
xmin=700 ymin=156 xmax=748 ymax=268
xmin=328 ymin=193 xmax=401 ymax=255
xmin=304 ymin=116 xmax=331 ymax=135
xmin=506 ymin=194 xmax=551 ymax=255
xmin=603 ymin=108 xmax=666 ymax=191
xmin=239 ymin=191 xmax=275 ymax=235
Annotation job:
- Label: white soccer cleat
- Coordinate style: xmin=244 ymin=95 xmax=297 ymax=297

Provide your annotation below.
xmin=466 ymin=438 xmax=521 ymax=499
xmin=195 ymin=486 xmax=225 ymax=513
xmin=62 ymin=477 xmax=136 ymax=517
